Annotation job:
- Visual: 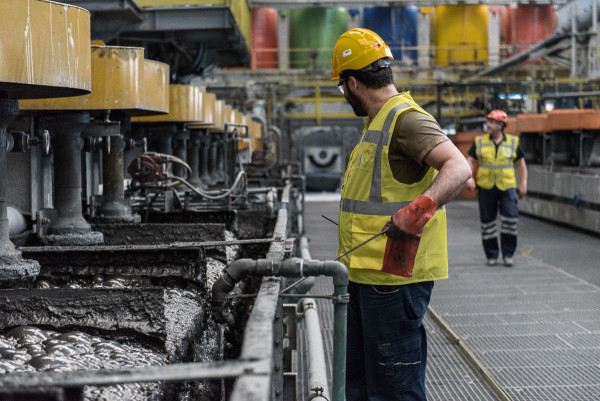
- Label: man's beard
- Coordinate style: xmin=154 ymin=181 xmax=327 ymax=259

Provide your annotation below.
xmin=345 ymin=85 xmax=368 ymax=117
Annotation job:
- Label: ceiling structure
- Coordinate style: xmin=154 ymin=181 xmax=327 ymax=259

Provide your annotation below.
xmin=63 ymin=0 xmax=250 ymax=77
xmin=248 ymin=0 xmax=570 ymax=9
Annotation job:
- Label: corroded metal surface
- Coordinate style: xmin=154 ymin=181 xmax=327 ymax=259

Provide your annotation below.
xmin=0 ymin=0 xmax=91 ymax=99
xmin=0 ymin=288 xmax=166 ymax=337
xmin=92 ymin=223 xmax=226 ymax=246
xmin=21 ymin=244 xmax=205 ymax=280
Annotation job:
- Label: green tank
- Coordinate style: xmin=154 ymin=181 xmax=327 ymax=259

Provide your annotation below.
xmin=289 ymin=7 xmax=348 ymax=70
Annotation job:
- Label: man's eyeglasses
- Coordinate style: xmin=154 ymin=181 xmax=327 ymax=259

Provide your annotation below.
xmin=338 ymin=78 xmax=346 ymax=94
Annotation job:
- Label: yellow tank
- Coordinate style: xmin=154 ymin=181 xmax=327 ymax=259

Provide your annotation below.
xmin=140 ymin=59 xmax=169 ymax=115
xmin=209 ymin=100 xmax=226 ymax=132
xmin=244 ymin=115 xmax=264 ymax=154
xmin=20 ymin=46 xmax=144 ymax=114
xmin=0 ymin=0 xmax=91 ymax=99
xmin=131 ymin=84 xmax=203 ymax=123
xmin=187 ymin=92 xmax=217 ymax=130
xmin=223 ymin=105 xmax=233 ymax=129
xmin=434 ymin=5 xmax=488 ymax=66
xmin=202 ymin=93 xmax=216 ymax=126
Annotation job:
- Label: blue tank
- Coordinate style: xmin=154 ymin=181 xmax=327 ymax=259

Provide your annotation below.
xmin=362 ymin=6 xmax=418 ymax=66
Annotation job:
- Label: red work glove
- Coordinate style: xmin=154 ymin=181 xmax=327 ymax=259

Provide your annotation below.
xmin=382 ymin=195 xmax=438 ymax=277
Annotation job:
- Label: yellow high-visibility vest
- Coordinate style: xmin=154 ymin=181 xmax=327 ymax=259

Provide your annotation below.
xmin=475 ymin=134 xmax=519 ymax=191
xmin=338 ymin=93 xmax=448 ymax=285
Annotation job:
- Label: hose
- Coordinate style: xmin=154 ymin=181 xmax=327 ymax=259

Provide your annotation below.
xmin=169 ymin=170 xmax=247 ymax=200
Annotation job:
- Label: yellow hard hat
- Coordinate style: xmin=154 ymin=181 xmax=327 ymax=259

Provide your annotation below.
xmin=331 ymin=28 xmax=394 ymax=80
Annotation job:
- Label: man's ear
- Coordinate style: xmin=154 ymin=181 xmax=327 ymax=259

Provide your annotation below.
xmin=346 ymin=75 xmax=359 ymax=90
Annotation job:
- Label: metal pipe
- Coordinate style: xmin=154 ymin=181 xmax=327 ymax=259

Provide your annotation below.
xmin=267 ymin=124 xmax=283 ymax=167
xmin=199 ymin=130 xmax=212 ymax=185
xmin=99 ymin=133 xmax=138 ymax=221
xmin=211 ymin=257 xmax=348 ymax=401
xmin=172 ymin=128 xmax=189 ymax=179
xmin=301 ymin=298 xmax=330 ymax=401
xmin=187 ymin=129 xmax=204 ymax=189
xmin=44 ymin=113 xmax=99 ymax=238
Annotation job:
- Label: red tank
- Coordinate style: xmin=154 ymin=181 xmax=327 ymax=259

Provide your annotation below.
xmin=251 ymin=8 xmax=278 ymax=69
xmin=504 ymin=5 xmax=557 ymax=56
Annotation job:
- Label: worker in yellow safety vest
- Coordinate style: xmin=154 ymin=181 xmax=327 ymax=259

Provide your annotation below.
xmin=332 ymin=28 xmax=471 ymax=401
xmin=466 ymin=109 xmax=528 ymax=267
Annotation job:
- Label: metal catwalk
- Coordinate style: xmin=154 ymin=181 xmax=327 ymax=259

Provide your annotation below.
xmin=302 ymin=194 xmax=600 ymax=401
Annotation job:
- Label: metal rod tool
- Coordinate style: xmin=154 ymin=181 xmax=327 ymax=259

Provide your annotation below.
xmin=335 ymin=227 xmax=389 ymax=261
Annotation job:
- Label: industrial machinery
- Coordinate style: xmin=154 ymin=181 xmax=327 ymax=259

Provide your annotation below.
xmin=1 ymin=0 xmax=600 ymax=400
xmin=0 ymin=2 xmax=345 ymax=400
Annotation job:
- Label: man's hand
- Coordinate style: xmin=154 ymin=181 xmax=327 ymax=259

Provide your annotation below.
xmin=381 ymin=195 xmax=438 ymax=277
xmin=384 ymin=195 xmax=438 ymax=240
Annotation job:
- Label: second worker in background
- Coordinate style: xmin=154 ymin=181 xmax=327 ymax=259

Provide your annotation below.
xmin=466 ymin=110 xmax=528 ymax=267
xmin=332 ymin=28 xmax=471 ymax=400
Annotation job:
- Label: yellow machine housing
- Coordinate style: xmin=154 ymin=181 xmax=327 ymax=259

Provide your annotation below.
xmin=0 ymin=0 xmax=91 ymax=99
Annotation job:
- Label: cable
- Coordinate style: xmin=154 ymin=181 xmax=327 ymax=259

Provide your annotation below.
xmin=169 ymin=170 xmax=247 ymax=200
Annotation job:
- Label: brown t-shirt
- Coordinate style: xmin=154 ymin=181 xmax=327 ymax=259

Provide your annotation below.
xmin=388 ymin=110 xmax=449 ymax=184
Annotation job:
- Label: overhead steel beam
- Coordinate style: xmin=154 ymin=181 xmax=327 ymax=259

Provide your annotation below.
xmin=61 ymin=1 xmax=250 ymax=68
xmin=248 ymin=0 xmax=568 ymax=9
xmin=470 ymin=33 xmax=570 ymax=79
xmin=63 ymin=0 xmax=143 ymax=22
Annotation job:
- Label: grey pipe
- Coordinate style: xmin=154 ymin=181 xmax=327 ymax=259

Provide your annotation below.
xmin=267 ymin=124 xmax=283 ymax=167
xmin=211 ymin=257 xmax=348 ymax=401
xmin=301 ymin=298 xmax=330 ymax=401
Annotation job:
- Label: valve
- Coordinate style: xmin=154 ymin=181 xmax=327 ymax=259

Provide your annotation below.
xmin=8 ymin=130 xmax=51 ymax=154
xmin=125 ymin=137 xmax=147 ymax=152
xmin=127 ymin=152 xmax=165 ymax=183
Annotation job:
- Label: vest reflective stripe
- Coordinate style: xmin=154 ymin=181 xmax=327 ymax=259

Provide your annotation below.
xmin=342 ymin=198 xmax=446 ymax=215
xmin=475 ymin=134 xmax=519 ymax=191
xmin=342 ymin=199 xmax=411 ymax=215
xmin=369 ymin=104 xmax=410 ymax=203
xmin=338 ymin=93 xmax=448 ymax=284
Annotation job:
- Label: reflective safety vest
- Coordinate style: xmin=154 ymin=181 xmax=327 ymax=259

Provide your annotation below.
xmin=338 ymin=93 xmax=448 ymax=285
xmin=475 ymin=134 xmax=519 ymax=191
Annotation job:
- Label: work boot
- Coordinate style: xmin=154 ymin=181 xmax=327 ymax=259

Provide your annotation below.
xmin=503 ymin=257 xmax=514 ymax=267
xmin=486 ymin=259 xmax=497 ymax=266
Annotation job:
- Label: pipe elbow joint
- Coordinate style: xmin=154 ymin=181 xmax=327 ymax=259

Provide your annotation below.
xmin=211 ymin=258 xmax=256 ymax=306
xmin=324 ymin=260 xmax=348 ymax=287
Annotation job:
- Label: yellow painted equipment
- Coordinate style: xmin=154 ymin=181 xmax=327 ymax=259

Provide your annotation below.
xmin=140 ymin=59 xmax=170 ymax=115
xmin=0 ymin=0 xmax=91 ymax=99
xmin=131 ymin=84 xmax=203 ymax=123
xmin=244 ymin=115 xmax=264 ymax=155
xmin=188 ymin=92 xmax=217 ymax=130
xmin=434 ymin=5 xmax=489 ymax=66
xmin=20 ymin=46 xmax=148 ymax=114
xmin=223 ymin=105 xmax=233 ymax=128
xmin=209 ymin=100 xmax=226 ymax=132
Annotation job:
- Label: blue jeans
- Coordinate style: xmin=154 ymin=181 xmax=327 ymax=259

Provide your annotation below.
xmin=346 ymin=281 xmax=434 ymax=401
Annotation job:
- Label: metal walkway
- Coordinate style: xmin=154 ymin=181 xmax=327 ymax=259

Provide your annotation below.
xmin=302 ymin=194 xmax=600 ymax=401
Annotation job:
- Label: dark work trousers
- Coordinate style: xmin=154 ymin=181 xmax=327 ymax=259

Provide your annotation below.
xmin=477 ymin=186 xmax=519 ymax=260
xmin=346 ymin=281 xmax=434 ymax=401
